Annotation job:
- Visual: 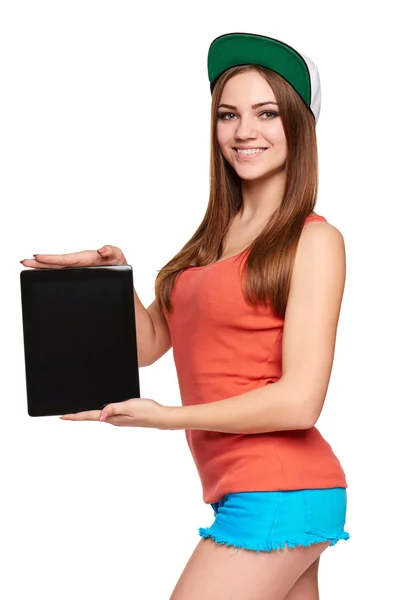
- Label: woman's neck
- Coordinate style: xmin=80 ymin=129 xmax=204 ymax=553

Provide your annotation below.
xmin=239 ymin=170 xmax=286 ymax=223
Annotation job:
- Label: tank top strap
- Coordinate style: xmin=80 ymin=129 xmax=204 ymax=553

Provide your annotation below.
xmin=304 ymin=213 xmax=327 ymax=224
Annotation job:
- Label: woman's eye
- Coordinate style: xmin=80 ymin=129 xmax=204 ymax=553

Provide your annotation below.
xmin=217 ymin=112 xmax=237 ymax=120
xmin=260 ymin=111 xmax=279 ymax=119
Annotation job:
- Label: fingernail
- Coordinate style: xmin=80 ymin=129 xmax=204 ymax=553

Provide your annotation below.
xmin=98 ymin=247 xmax=106 ymax=254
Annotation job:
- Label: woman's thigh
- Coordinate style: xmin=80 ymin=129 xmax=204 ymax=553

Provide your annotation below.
xmin=284 ymin=557 xmax=320 ymax=600
xmin=169 ymin=538 xmax=329 ymax=600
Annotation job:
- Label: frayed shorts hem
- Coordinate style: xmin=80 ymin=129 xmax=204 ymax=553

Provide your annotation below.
xmin=198 ymin=527 xmax=351 ymax=553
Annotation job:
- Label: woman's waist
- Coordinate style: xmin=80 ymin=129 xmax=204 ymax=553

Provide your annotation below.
xmin=186 ymin=428 xmax=344 ymax=477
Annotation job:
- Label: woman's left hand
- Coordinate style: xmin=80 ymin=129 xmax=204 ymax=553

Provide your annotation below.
xmin=60 ymin=398 xmax=172 ymax=429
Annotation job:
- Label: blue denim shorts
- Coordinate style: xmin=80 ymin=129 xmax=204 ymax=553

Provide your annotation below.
xmin=199 ymin=488 xmax=350 ymax=553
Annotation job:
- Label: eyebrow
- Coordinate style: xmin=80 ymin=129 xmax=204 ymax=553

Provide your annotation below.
xmin=218 ymin=101 xmax=278 ymax=110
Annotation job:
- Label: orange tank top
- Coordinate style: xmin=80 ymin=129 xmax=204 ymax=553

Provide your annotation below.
xmin=163 ymin=214 xmax=347 ymax=504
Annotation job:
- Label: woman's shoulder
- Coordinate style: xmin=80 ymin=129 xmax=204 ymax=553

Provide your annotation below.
xmin=304 ymin=212 xmax=343 ymax=235
xmin=304 ymin=212 xmax=340 ymax=232
xmin=302 ymin=212 xmax=344 ymax=248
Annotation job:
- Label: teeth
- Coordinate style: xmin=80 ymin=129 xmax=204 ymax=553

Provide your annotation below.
xmin=236 ymin=148 xmax=266 ymax=155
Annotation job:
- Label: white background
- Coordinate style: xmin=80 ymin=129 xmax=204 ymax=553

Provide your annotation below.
xmin=1 ymin=0 xmax=398 ymax=598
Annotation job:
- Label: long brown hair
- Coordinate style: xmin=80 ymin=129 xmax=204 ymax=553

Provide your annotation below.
xmin=154 ymin=64 xmax=318 ymax=319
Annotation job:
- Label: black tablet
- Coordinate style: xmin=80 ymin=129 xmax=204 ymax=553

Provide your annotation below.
xmin=20 ymin=265 xmax=140 ymax=417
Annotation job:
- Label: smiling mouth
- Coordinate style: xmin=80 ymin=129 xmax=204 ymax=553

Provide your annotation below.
xmin=234 ymin=148 xmax=268 ymax=155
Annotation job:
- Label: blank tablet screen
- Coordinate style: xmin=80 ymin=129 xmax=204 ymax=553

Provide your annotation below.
xmin=20 ymin=265 xmax=140 ymax=417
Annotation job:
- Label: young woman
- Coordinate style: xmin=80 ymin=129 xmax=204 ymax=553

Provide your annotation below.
xmin=21 ymin=33 xmax=350 ymax=600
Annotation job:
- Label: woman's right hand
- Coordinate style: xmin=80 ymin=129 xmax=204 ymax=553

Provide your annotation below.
xmin=20 ymin=245 xmax=127 ymax=269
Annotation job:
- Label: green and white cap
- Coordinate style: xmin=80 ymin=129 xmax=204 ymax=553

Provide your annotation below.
xmin=207 ymin=33 xmax=321 ymax=123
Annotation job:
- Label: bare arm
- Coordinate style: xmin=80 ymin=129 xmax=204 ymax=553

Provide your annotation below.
xmin=135 ymin=294 xmax=172 ymax=367
xmin=164 ymin=221 xmax=346 ymax=433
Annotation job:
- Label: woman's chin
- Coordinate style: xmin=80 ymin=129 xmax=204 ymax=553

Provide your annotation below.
xmin=235 ymin=169 xmax=273 ymax=182
xmin=234 ymin=164 xmax=286 ymax=182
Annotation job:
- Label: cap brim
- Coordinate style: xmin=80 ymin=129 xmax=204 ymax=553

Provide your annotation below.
xmin=207 ymin=33 xmax=312 ymax=109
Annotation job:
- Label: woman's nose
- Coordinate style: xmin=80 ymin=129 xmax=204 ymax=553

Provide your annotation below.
xmin=234 ymin=116 xmax=258 ymax=140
